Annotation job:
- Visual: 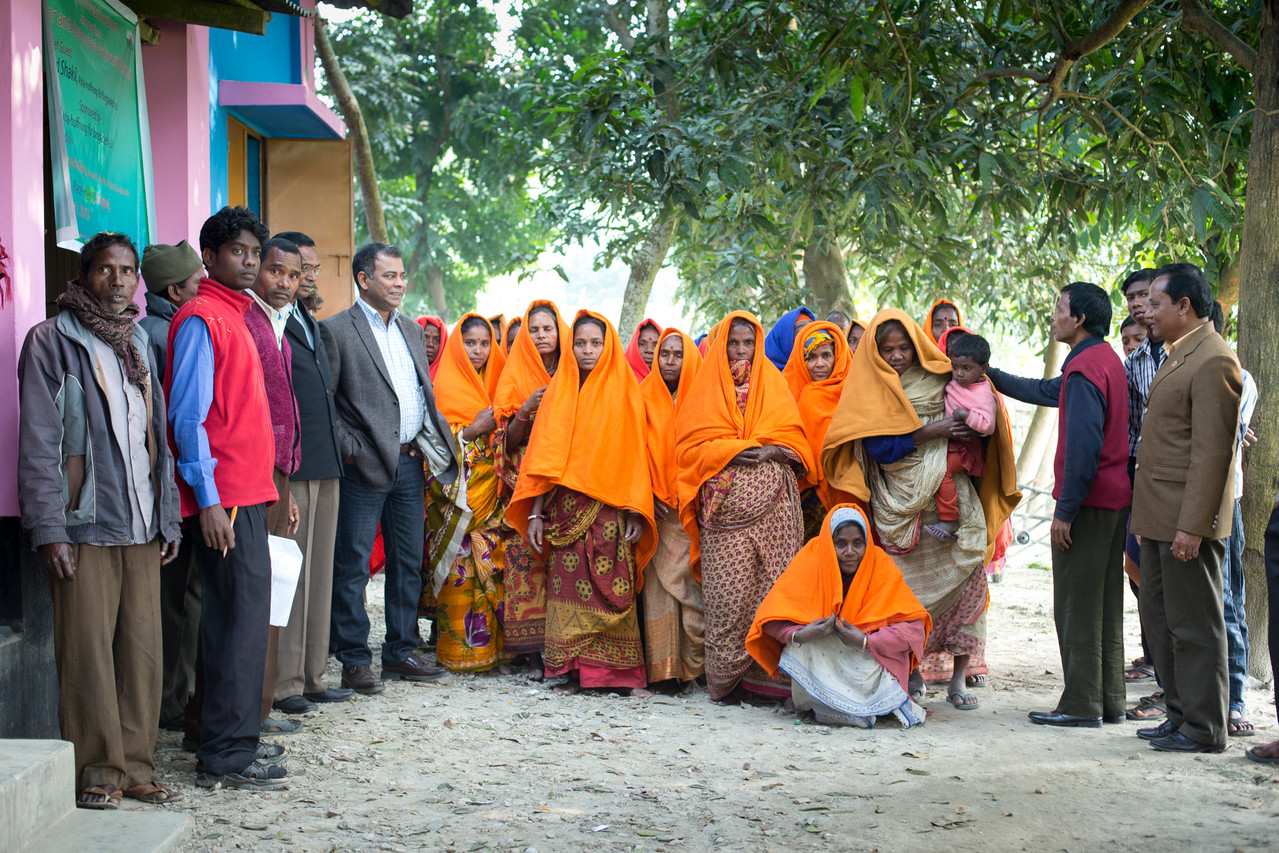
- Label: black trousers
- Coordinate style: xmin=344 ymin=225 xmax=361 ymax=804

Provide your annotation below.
xmin=1139 ymin=536 xmax=1229 ymax=745
xmin=1051 ymin=506 xmax=1129 ymax=717
xmin=192 ymin=503 xmax=270 ymax=775
xmin=1263 ymin=502 xmax=1279 ymax=725
xmin=158 ymin=535 xmax=200 ymax=721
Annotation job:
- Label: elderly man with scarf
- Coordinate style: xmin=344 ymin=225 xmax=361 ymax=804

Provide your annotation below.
xmin=18 ymin=232 xmax=183 ymax=809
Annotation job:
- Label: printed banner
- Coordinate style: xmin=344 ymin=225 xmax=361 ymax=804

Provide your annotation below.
xmin=43 ymin=0 xmax=155 ymax=249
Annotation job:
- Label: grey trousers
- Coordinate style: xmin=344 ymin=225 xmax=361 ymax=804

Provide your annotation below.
xmin=275 ymin=477 xmax=341 ymax=699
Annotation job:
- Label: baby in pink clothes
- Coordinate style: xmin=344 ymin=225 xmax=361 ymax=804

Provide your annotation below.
xmin=928 ymin=331 xmax=997 ymax=542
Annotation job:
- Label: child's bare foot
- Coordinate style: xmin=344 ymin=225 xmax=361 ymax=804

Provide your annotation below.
xmin=924 ymin=519 xmax=959 ymax=542
xmin=553 ymin=677 xmax=580 ymax=696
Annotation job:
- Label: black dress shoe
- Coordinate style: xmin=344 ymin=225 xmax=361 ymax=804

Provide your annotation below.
xmin=1103 ymin=715 xmax=1126 ymax=724
xmin=304 ymin=687 xmax=356 ymax=704
xmin=382 ymin=652 xmax=448 ymax=682
xmin=1137 ymin=719 xmax=1178 ymax=741
xmin=1149 ymin=731 xmax=1226 ymax=753
xmin=1028 ymin=710 xmax=1102 ymax=728
xmin=273 ymin=694 xmax=318 ymax=715
xmin=341 ymin=664 xmax=386 ymax=695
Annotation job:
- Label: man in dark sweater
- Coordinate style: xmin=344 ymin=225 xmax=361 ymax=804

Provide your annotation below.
xmin=987 ymin=281 xmax=1132 ymax=728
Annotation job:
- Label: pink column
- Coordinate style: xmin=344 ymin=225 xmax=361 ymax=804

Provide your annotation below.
xmin=0 ymin=1 xmax=49 ymax=516
xmin=143 ymin=22 xmax=211 ymax=247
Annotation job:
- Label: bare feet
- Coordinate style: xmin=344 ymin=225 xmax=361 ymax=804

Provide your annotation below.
xmin=678 ymin=679 xmax=704 ymax=696
xmin=629 ymin=687 xmax=653 ymax=698
xmin=907 ymin=670 xmax=925 ymax=703
xmin=948 ymin=655 xmax=977 ymax=709
xmin=525 ymin=652 xmax=544 ymax=682
xmin=552 ymin=677 xmax=580 ymax=696
xmin=924 ymin=520 xmax=959 ymax=542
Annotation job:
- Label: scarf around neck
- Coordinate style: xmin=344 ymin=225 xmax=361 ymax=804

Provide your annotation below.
xmin=58 ymin=281 xmax=149 ymax=392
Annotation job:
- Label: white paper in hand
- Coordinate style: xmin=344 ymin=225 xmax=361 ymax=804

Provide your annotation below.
xmin=268 ymin=535 xmax=304 ymax=627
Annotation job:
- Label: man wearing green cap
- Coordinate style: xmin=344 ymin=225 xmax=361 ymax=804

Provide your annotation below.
xmin=139 ymin=239 xmax=204 ymax=732
xmin=140 ymin=240 xmax=202 ymax=386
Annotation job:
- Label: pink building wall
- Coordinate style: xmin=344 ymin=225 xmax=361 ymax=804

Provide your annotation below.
xmin=0 ymin=2 xmax=49 ymax=516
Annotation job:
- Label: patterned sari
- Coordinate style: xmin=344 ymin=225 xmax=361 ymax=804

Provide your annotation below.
xmin=494 ymin=423 xmax=547 ymax=655
xmin=425 ymin=428 xmax=507 ymax=671
xmin=542 ymin=487 xmax=647 ymax=688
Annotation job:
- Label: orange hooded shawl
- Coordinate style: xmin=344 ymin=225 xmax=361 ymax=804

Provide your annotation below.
xmin=639 ymin=329 xmax=702 ymax=510
xmin=922 ymin=299 xmax=962 ymax=346
xmin=674 ymin=311 xmax=815 ymax=578
xmin=417 ymin=315 xmax=448 ymax=381
xmin=746 ymin=504 xmax=932 ymax=677
xmin=493 ymin=300 xmax=570 ymax=425
xmin=781 ymin=321 xmax=855 ymax=505
xmin=625 ymin=318 xmax=663 ymax=382
xmin=432 ymin=313 xmax=507 ymax=427
xmin=508 ymin=310 xmax=658 ymax=571
xmin=820 ymin=309 xmax=1020 ymax=561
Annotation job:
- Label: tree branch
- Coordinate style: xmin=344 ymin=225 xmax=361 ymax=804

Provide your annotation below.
xmin=600 ymin=1 xmax=637 ymax=51
xmin=971 ymin=67 xmax=1049 ymax=85
xmin=1179 ymin=0 xmax=1256 ymax=73
xmin=1037 ymin=0 xmax=1155 ymax=110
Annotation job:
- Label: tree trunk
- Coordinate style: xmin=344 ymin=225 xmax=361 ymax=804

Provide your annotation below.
xmin=803 ymin=235 xmax=855 ymax=319
xmin=1237 ymin=0 xmax=1278 ymax=682
xmin=618 ymin=214 xmax=677 ymax=341
xmin=1216 ymin=255 xmax=1240 ymax=319
xmin=1014 ymin=338 xmax=1066 ymax=475
xmin=314 ymin=16 xmax=387 ymax=244
xmin=424 ymin=263 xmax=448 ymax=321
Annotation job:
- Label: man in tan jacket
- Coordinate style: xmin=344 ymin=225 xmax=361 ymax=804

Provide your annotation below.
xmin=1130 ymin=262 xmax=1242 ymax=753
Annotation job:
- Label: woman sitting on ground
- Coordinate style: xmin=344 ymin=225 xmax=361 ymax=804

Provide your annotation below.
xmin=747 ymin=504 xmax=931 ymax=728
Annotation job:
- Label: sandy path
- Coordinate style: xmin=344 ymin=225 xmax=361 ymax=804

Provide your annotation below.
xmin=158 ymin=539 xmax=1277 ymax=852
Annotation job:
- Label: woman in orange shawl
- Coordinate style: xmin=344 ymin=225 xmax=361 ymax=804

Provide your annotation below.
xmin=509 ymin=311 xmax=657 ymax=696
xmin=674 ymin=311 xmax=814 ymax=703
xmin=782 ymin=321 xmax=855 ymax=541
xmin=923 ymin=299 xmax=962 ymax=347
xmin=625 ymin=318 xmax=662 ymax=381
xmin=638 ymin=328 xmax=705 ymax=688
xmin=747 ymin=504 xmax=931 ymax=727
xmin=492 ymin=300 xmax=570 ymax=678
xmin=423 ymin=314 xmax=508 ymax=671
xmin=503 ymin=317 xmax=521 ymax=353
xmin=847 ymin=318 xmax=868 ymax=355
xmin=417 ymin=315 xmax=448 ymax=380
xmin=821 ymin=309 xmax=1019 ymax=712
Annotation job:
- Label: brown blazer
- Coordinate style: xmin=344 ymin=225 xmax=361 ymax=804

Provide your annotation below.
xmin=1130 ymin=321 xmax=1242 ymax=542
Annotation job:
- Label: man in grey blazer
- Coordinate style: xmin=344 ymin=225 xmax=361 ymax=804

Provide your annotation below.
xmin=1130 ymin=262 xmax=1242 ymax=754
xmin=321 ymin=242 xmax=458 ymax=694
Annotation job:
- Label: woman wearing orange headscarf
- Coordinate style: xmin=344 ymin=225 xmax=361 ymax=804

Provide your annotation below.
xmin=420 ymin=315 xmax=509 ymax=671
xmin=847 ymin=318 xmax=868 ymax=356
xmin=625 ymin=318 xmax=662 ymax=381
xmin=638 ymin=328 xmax=705 ymax=687
xmin=747 ymin=504 xmax=930 ymax=727
xmin=782 ymin=321 xmax=855 ymax=541
xmin=417 ymin=315 xmax=448 ymax=380
xmin=821 ymin=309 xmax=1019 ymax=712
xmin=492 ymin=300 xmax=570 ymax=678
xmin=922 ymin=299 xmax=961 ymax=347
xmin=674 ymin=311 xmax=814 ymax=703
xmin=509 ymin=311 xmax=657 ymax=696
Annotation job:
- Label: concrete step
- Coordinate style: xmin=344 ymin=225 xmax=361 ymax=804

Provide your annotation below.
xmin=0 ymin=740 xmax=73 ymax=853
xmin=1 ymin=739 xmax=190 ymax=853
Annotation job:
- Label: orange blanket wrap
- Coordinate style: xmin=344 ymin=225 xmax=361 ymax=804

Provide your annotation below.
xmin=625 ymin=318 xmax=662 ymax=381
xmin=417 ymin=315 xmax=448 ymax=381
xmin=508 ymin=310 xmax=658 ymax=573
xmin=746 ymin=504 xmax=932 ymax=677
xmin=432 ymin=313 xmax=507 ymax=426
xmin=820 ymin=308 xmax=1020 ymax=561
xmin=493 ymin=300 xmax=571 ymax=425
xmin=674 ymin=310 xmax=815 ymax=580
xmin=922 ymin=299 xmax=962 ymax=346
xmin=781 ymin=321 xmax=855 ymax=505
xmin=638 ymin=328 xmax=702 ymax=511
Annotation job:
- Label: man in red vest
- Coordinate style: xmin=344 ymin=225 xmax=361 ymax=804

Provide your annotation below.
xmin=987 ymin=281 xmax=1132 ymax=728
xmin=167 ymin=206 xmax=288 ymax=789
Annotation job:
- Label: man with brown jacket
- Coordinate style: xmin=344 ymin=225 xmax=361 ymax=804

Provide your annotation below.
xmin=1130 ymin=263 xmax=1242 ymax=753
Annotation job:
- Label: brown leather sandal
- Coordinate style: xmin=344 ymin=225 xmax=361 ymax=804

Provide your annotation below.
xmin=76 ymin=784 xmax=121 ymax=810
xmin=124 ymin=781 xmax=184 ymax=805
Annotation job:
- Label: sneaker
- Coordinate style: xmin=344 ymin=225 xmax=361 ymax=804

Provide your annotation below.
xmin=195 ymin=759 xmax=289 ymax=790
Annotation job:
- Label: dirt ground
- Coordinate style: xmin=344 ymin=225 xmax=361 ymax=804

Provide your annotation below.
xmin=156 ymin=536 xmax=1278 ymax=853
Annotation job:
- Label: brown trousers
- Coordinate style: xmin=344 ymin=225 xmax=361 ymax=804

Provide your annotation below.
xmin=275 ymin=477 xmax=340 ymax=699
xmin=50 ymin=540 xmax=162 ymax=789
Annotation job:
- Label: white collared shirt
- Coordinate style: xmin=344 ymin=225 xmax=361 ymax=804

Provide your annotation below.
xmin=356 ymin=297 xmax=425 ymax=442
xmin=249 ymin=290 xmax=292 ymax=347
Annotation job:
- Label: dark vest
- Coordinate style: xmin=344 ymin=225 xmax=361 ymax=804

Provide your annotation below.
xmin=285 ymin=306 xmax=343 ymax=481
xmin=1055 ymin=340 xmax=1132 ymax=511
